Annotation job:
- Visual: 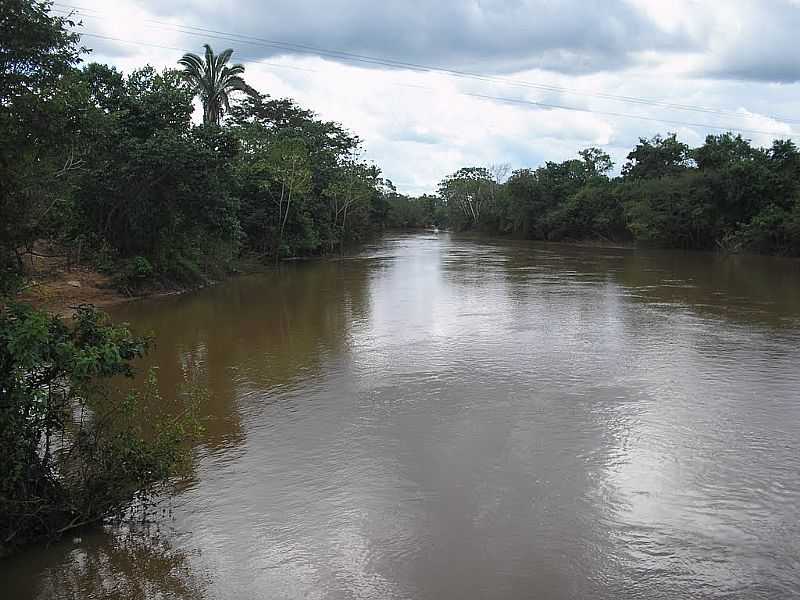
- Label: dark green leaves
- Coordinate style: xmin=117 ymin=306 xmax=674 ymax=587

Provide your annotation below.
xmin=0 ymin=304 xmax=200 ymax=550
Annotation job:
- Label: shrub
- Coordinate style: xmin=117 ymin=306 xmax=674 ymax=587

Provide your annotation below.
xmin=0 ymin=304 xmax=200 ymax=553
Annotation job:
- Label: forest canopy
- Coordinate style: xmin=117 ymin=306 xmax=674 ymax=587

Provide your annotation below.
xmin=3 ymin=1 xmax=800 ymax=297
xmin=431 ymin=133 xmax=800 ymax=255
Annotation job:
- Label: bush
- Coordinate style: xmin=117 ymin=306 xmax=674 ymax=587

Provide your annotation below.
xmin=130 ymin=255 xmax=154 ymax=279
xmin=111 ymin=256 xmax=155 ymax=293
xmin=0 ymin=304 xmax=200 ymax=553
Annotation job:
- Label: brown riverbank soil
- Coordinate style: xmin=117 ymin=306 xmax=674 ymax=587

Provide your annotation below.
xmin=13 ymin=248 xmax=270 ymax=316
xmin=17 ymin=264 xmax=131 ymax=316
xmin=10 ymin=244 xmax=137 ymax=315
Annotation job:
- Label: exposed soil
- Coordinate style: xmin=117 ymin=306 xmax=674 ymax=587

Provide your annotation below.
xmin=13 ymin=246 xmax=266 ymax=316
xmin=9 ymin=243 xmax=139 ymax=315
xmin=17 ymin=264 xmax=132 ymax=317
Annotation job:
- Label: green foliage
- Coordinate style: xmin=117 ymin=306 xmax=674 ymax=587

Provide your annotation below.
xmin=547 ymin=181 xmax=627 ymax=242
xmin=385 ymin=189 xmax=448 ymax=230
xmin=621 ymin=171 xmax=719 ymax=249
xmin=231 ymin=94 xmax=388 ymax=258
xmin=621 ymin=133 xmax=692 ymax=180
xmin=731 ymin=199 xmax=800 ymax=255
xmin=439 ymin=167 xmax=499 ymax=231
xmin=693 ymin=132 xmax=760 ymax=170
xmin=0 ymin=2 xmax=396 ymax=291
xmin=5 ymin=0 xmax=800 ymax=295
xmin=112 ymin=256 xmax=155 ymax=292
xmin=179 ymin=44 xmax=256 ymax=126
xmin=0 ymin=304 xmax=200 ymax=551
xmin=75 ymin=123 xmax=242 ymax=280
xmin=0 ymin=0 xmax=84 ymax=292
xmin=2 ymin=0 xmax=404 ymax=556
xmin=579 ymin=147 xmax=614 ymax=177
xmin=434 ymin=135 xmax=800 ymax=256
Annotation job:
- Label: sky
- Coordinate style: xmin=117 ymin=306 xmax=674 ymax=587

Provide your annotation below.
xmin=53 ymin=0 xmax=800 ymax=195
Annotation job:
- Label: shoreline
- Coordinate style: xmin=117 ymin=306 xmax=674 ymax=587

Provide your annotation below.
xmin=16 ymin=266 xmax=190 ymax=317
xmin=16 ymin=232 xmax=800 ymax=317
xmin=14 ymin=252 xmax=320 ymax=316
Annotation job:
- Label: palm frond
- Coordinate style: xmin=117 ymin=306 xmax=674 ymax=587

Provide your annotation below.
xmin=216 ymin=48 xmax=234 ymax=70
xmin=225 ymin=76 xmax=259 ymax=97
xmin=178 ymin=52 xmax=203 ymax=69
xmin=223 ymin=63 xmax=246 ymax=77
xmin=178 ymin=44 xmax=257 ymax=125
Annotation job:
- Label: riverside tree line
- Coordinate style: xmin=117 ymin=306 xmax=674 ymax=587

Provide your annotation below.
xmin=1 ymin=8 xmax=396 ymax=296
xmin=3 ymin=3 xmax=800 ymax=296
xmin=2 ymin=0 xmax=799 ymax=553
xmin=397 ymin=134 xmax=800 ymax=255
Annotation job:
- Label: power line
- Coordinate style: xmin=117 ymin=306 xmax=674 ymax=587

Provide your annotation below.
xmin=462 ymin=92 xmax=793 ymax=136
xmin=51 ymin=1 xmax=800 ymax=128
xmin=59 ymin=28 xmax=797 ymax=139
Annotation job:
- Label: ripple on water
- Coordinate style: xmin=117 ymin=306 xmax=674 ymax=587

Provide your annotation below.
xmin=7 ymin=233 xmax=800 ymax=600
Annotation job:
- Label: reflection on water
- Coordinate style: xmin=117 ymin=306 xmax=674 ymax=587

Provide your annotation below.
xmin=4 ymin=234 xmax=800 ymax=599
xmin=113 ymin=261 xmax=371 ymax=451
xmin=4 ymin=526 xmax=207 ymax=599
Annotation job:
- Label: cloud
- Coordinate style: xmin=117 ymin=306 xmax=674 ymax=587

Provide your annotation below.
xmin=64 ymin=0 xmax=800 ymax=195
xmin=633 ymin=0 xmax=800 ymax=84
xmin=698 ymin=0 xmax=800 ymax=83
xmin=139 ymin=0 xmax=693 ymax=75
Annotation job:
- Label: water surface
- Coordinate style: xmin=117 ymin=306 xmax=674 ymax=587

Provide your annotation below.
xmin=6 ymin=234 xmax=800 ymax=599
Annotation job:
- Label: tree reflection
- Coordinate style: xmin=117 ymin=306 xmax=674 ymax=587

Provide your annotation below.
xmin=16 ymin=527 xmax=207 ymax=600
xmin=110 ymin=260 xmax=371 ymax=451
xmin=490 ymin=236 xmax=800 ymax=328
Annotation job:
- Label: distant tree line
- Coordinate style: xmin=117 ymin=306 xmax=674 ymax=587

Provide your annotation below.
xmin=404 ymin=133 xmax=800 ymax=255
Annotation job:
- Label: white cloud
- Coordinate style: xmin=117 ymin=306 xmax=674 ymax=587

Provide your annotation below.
xmin=59 ymin=0 xmax=800 ymax=195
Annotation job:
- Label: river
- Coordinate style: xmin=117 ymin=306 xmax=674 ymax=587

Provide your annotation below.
xmin=5 ymin=233 xmax=800 ymax=599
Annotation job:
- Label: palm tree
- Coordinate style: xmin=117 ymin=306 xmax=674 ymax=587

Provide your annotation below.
xmin=178 ymin=44 xmax=256 ymax=126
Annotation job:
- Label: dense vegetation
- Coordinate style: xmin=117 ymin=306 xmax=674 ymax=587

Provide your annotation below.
xmin=0 ymin=304 xmax=199 ymax=551
xmin=2 ymin=0 xmax=799 ymax=553
xmin=1 ymin=3 xmax=395 ymax=294
xmin=5 ymin=1 xmax=797 ymax=293
xmin=0 ymin=0 xmax=401 ymax=551
xmin=424 ymin=133 xmax=800 ymax=255
xmin=0 ymin=0 xmax=207 ymax=552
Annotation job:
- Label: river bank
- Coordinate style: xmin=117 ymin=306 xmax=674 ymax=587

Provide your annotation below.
xmin=13 ymin=233 xmax=391 ymax=316
xmin=14 ymin=254 xmax=271 ymax=316
xmin=16 ymin=264 xmax=200 ymax=316
xmin=16 ymin=232 xmax=797 ymax=317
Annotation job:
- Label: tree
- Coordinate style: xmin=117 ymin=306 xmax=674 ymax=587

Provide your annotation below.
xmin=323 ymin=157 xmax=381 ymax=252
xmin=547 ymin=181 xmax=626 ymax=242
xmin=0 ymin=0 xmax=84 ymax=292
xmin=230 ymin=93 xmax=382 ymax=258
xmin=268 ymin=139 xmax=312 ymax=259
xmin=496 ymin=168 xmax=528 ymax=233
xmin=621 ymin=133 xmax=692 ymax=180
xmin=178 ymin=44 xmax=255 ymax=126
xmin=0 ymin=304 xmax=200 ymax=551
xmin=693 ymin=133 xmax=759 ymax=170
xmin=75 ymin=124 xmax=241 ymax=283
xmin=579 ymin=147 xmax=614 ymax=178
xmin=0 ymin=0 xmax=82 ymax=99
xmin=439 ymin=167 xmax=494 ymax=230
xmin=621 ymin=171 xmax=718 ymax=249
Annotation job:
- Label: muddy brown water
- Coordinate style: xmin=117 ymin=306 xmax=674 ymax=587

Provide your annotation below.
xmin=4 ymin=233 xmax=800 ymax=599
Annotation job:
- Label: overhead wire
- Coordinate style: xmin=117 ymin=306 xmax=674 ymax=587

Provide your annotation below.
xmin=56 ymin=29 xmax=797 ymax=139
xmin=48 ymin=2 xmax=797 ymax=138
xmin=50 ymin=1 xmax=800 ymax=127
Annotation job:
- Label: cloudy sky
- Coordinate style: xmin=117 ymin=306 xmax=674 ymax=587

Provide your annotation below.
xmin=55 ymin=0 xmax=800 ymax=194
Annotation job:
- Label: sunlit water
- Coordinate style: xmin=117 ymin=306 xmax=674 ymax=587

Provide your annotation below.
xmin=5 ymin=233 xmax=800 ymax=599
